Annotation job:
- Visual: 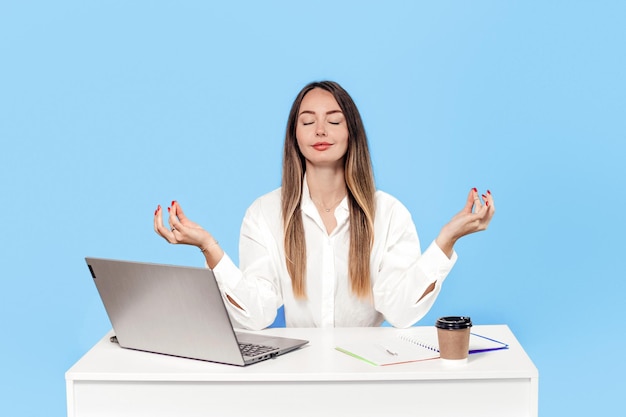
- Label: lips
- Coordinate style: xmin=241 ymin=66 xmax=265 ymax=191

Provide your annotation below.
xmin=312 ymin=142 xmax=332 ymax=151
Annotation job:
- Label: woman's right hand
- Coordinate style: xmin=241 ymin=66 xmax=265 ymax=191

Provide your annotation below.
xmin=154 ymin=201 xmax=224 ymax=267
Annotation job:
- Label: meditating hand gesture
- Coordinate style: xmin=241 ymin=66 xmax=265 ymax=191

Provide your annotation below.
xmin=436 ymin=188 xmax=495 ymax=258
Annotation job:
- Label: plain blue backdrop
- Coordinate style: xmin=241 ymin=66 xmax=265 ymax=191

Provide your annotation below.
xmin=1 ymin=1 xmax=624 ymax=415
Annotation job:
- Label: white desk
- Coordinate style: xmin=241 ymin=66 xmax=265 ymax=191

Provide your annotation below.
xmin=66 ymin=325 xmax=538 ymax=417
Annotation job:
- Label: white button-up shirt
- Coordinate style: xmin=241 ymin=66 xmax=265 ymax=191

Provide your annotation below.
xmin=213 ymin=180 xmax=457 ymax=330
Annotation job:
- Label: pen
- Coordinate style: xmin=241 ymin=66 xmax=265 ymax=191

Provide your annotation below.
xmin=381 ymin=345 xmax=398 ymax=356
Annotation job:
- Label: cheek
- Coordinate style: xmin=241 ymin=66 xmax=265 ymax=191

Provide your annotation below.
xmin=336 ymin=125 xmax=349 ymax=141
xmin=337 ymin=129 xmax=349 ymax=146
xmin=295 ymin=126 xmax=308 ymax=143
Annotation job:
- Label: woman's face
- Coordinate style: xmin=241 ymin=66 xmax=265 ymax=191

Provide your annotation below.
xmin=295 ymin=88 xmax=349 ymax=168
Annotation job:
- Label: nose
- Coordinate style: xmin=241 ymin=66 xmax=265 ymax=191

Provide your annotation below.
xmin=315 ymin=123 xmax=327 ymax=137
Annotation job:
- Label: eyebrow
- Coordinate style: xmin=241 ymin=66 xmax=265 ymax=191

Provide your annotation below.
xmin=299 ymin=109 xmax=343 ymax=116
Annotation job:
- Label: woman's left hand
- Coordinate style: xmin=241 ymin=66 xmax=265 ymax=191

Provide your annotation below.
xmin=154 ymin=201 xmax=215 ymax=249
xmin=435 ymin=188 xmax=496 ymax=258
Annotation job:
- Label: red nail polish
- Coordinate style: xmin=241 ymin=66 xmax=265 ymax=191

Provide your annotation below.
xmin=171 ymin=200 xmax=177 ymax=207
xmin=486 ymin=201 xmax=489 ymax=206
xmin=167 ymin=207 xmax=170 ymax=213
xmin=487 ymin=190 xmax=491 ymax=195
xmin=472 ymin=187 xmax=477 ymax=193
xmin=482 ymin=194 xmax=487 ymax=200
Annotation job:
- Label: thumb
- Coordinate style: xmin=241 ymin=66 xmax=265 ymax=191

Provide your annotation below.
xmin=171 ymin=200 xmax=187 ymax=221
xmin=462 ymin=188 xmax=477 ymax=213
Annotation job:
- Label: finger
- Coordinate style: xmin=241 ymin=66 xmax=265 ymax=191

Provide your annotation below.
xmin=172 ymin=201 xmax=197 ymax=235
xmin=470 ymin=187 xmax=483 ymax=213
xmin=167 ymin=206 xmax=179 ymax=234
xmin=480 ymin=190 xmax=495 ymax=219
xmin=153 ymin=205 xmax=161 ymax=234
xmin=476 ymin=191 xmax=495 ymax=224
xmin=476 ymin=200 xmax=490 ymax=219
xmin=462 ymin=188 xmax=476 ymax=213
xmin=485 ymin=190 xmax=495 ymax=211
xmin=154 ymin=205 xmax=169 ymax=236
xmin=154 ymin=205 xmax=176 ymax=242
xmin=172 ymin=200 xmax=189 ymax=223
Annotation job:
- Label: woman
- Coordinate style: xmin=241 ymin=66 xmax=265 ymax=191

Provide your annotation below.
xmin=154 ymin=81 xmax=495 ymax=330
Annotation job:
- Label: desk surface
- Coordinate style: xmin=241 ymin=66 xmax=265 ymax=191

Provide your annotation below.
xmin=66 ymin=325 xmax=537 ymax=381
xmin=66 ymin=325 xmax=538 ymax=417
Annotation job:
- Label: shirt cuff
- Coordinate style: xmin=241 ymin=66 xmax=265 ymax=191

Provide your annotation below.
xmin=211 ymin=252 xmax=242 ymax=289
xmin=422 ymin=240 xmax=458 ymax=283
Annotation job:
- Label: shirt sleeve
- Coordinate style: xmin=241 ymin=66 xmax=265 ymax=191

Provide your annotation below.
xmin=212 ymin=199 xmax=283 ymax=330
xmin=372 ymin=198 xmax=457 ymax=328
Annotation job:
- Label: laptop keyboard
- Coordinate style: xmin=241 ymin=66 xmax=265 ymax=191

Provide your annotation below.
xmin=239 ymin=343 xmax=277 ymax=357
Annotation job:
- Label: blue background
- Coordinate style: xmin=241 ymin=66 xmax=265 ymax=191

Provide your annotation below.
xmin=1 ymin=1 xmax=624 ymax=415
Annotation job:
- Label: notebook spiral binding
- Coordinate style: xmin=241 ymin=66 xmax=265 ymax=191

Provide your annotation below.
xmin=398 ymin=334 xmax=439 ymax=352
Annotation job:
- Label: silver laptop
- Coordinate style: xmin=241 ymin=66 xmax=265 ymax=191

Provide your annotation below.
xmin=85 ymin=257 xmax=308 ymax=366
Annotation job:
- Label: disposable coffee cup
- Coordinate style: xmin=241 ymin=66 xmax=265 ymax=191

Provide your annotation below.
xmin=435 ymin=316 xmax=472 ymax=364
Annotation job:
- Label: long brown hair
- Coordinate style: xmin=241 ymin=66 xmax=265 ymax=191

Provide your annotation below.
xmin=281 ymin=81 xmax=376 ymax=299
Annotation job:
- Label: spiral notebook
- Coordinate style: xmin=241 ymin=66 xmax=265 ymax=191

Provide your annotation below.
xmin=335 ymin=327 xmax=508 ymax=366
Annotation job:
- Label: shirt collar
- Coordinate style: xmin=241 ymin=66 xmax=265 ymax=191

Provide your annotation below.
xmin=301 ymin=173 xmax=315 ymax=211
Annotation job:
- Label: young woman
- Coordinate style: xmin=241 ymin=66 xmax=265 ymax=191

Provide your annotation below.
xmin=154 ymin=81 xmax=495 ymax=330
